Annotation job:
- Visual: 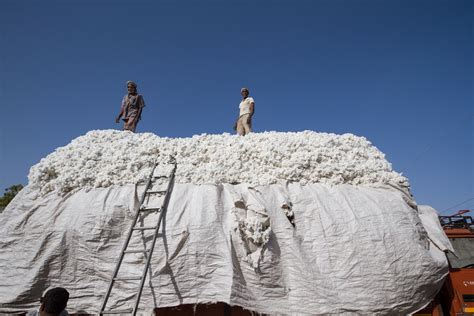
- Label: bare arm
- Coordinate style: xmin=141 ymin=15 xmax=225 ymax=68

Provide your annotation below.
xmin=137 ymin=95 xmax=145 ymax=121
xmin=115 ymin=108 xmax=124 ymax=123
xmin=116 ymin=97 xmax=126 ymax=123
xmin=137 ymin=107 xmax=143 ymax=122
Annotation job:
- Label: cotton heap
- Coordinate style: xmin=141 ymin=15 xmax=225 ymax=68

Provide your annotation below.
xmin=0 ymin=130 xmax=450 ymax=315
xmin=28 ymin=130 xmax=409 ymax=195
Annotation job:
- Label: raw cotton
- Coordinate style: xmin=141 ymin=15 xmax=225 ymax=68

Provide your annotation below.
xmin=28 ymin=130 xmax=409 ymax=195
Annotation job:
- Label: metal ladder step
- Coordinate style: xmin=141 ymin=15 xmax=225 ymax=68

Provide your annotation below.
xmin=123 ymin=249 xmax=150 ymax=254
xmin=132 ymin=226 xmax=157 ymax=231
xmin=152 ymin=175 xmax=168 ymax=180
xmin=114 ymin=276 xmax=142 ymax=281
xmin=145 ymin=190 xmax=167 ymax=195
xmin=140 ymin=207 xmax=161 ymax=212
xmin=101 ymin=308 xmax=133 ymax=314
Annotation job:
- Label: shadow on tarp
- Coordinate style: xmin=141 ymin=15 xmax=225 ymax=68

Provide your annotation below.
xmin=18 ymin=304 xmax=262 ymax=316
xmin=154 ymin=302 xmax=266 ymax=316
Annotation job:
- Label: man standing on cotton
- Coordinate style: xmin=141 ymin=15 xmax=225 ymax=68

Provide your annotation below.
xmin=115 ymin=81 xmax=145 ymax=132
xmin=235 ymin=87 xmax=255 ymax=136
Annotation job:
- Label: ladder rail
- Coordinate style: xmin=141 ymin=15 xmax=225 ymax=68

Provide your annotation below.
xmin=99 ymin=163 xmax=158 ymax=314
xmin=132 ymin=162 xmax=177 ymax=315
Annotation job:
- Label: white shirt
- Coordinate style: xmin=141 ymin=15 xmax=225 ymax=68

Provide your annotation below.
xmin=239 ymin=97 xmax=254 ymax=117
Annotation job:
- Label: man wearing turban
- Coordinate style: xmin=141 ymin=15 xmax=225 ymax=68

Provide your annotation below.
xmin=115 ymin=81 xmax=146 ymax=132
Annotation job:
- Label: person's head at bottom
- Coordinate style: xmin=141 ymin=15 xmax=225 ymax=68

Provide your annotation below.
xmin=40 ymin=287 xmax=69 ymax=316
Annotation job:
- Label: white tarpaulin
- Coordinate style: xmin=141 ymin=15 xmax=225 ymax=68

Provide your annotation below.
xmin=417 ymin=205 xmax=454 ymax=253
xmin=0 ymin=182 xmax=448 ymax=315
xmin=0 ymin=130 xmax=451 ymax=314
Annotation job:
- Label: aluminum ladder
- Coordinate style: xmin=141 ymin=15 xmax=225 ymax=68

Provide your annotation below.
xmin=100 ymin=159 xmax=177 ymax=315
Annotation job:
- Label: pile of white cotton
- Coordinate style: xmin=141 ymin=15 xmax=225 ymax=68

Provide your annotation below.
xmin=28 ymin=130 xmax=408 ymax=195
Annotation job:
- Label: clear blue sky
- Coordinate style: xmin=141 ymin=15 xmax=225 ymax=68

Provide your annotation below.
xmin=1 ymin=0 xmax=472 ymax=215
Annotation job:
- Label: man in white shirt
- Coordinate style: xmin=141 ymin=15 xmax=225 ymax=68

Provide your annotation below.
xmin=235 ymin=87 xmax=255 ymax=136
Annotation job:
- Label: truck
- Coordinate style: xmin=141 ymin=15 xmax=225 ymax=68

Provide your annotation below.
xmin=416 ymin=210 xmax=474 ymax=316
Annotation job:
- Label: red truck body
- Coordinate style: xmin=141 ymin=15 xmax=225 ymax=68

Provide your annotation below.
xmin=416 ymin=211 xmax=474 ymax=316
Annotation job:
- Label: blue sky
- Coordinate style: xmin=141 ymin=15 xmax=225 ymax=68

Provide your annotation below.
xmin=1 ymin=0 xmax=472 ymax=214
